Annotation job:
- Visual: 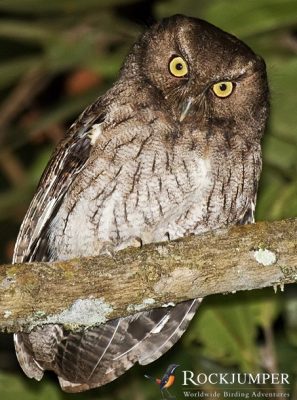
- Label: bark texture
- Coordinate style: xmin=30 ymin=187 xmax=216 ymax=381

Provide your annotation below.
xmin=0 ymin=218 xmax=296 ymax=333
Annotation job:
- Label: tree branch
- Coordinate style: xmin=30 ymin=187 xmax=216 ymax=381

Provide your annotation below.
xmin=0 ymin=218 xmax=296 ymax=333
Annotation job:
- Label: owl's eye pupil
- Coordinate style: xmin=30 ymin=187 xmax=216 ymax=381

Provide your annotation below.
xmin=176 ymin=63 xmax=183 ymax=71
xmin=220 ymin=83 xmax=227 ymax=91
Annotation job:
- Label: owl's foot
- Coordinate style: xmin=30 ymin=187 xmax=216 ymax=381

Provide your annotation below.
xmin=99 ymin=241 xmax=117 ymax=257
xmin=115 ymin=236 xmax=143 ymax=251
xmin=128 ymin=237 xmax=143 ymax=248
xmin=100 ymin=237 xmax=143 ymax=255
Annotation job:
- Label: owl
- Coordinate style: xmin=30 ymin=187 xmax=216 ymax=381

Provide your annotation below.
xmin=13 ymin=15 xmax=269 ymax=392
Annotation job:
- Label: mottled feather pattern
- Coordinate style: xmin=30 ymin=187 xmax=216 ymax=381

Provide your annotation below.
xmin=13 ymin=100 xmax=104 ymax=263
xmin=13 ymin=15 xmax=269 ymax=392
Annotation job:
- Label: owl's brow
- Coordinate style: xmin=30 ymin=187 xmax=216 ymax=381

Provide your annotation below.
xmin=209 ymin=67 xmax=249 ymax=85
xmin=174 ymin=25 xmax=193 ymax=66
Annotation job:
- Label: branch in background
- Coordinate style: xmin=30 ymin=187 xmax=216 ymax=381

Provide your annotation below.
xmin=0 ymin=65 xmax=49 ymax=144
xmin=0 ymin=65 xmax=51 ymax=187
xmin=0 ymin=218 xmax=296 ymax=333
xmin=0 ymin=149 xmax=26 ymax=186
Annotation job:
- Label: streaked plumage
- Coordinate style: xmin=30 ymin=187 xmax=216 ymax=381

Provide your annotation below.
xmin=13 ymin=15 xmax=269 ymax=392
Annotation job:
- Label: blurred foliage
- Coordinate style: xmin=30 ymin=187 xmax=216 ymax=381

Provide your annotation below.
xmin=0 ymin=0 xmax=296 ymax=399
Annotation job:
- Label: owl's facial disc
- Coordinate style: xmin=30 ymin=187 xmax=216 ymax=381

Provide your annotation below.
xmin=126 ymin=15 xmax=268 ymax=131
xmin=165 ymin=53 xmax=239 ymax=123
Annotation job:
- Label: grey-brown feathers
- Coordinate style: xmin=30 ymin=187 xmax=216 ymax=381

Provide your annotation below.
xmin=13 ymin=15 xmax=269 ymax=392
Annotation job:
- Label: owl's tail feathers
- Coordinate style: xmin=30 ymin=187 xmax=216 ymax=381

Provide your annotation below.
xmin=58 ymin=377 xmax=90 ymax=393
xmin=14 ymin=333 xmax=44 ymax=381
xmin=138 ymin=298 xmax=201 ymax=366
xmin=14 ymin=324 xmax=65 ymax=383
xmin=14 ymin=299 xmax=201 ymax=393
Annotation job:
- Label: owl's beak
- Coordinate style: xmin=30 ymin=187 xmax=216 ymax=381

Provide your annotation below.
xmin=179 ymin=98 xmax=193 ymax=122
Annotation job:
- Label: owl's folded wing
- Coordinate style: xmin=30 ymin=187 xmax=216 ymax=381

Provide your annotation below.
xmin=13 ymin=99 xmax=104 ymax=263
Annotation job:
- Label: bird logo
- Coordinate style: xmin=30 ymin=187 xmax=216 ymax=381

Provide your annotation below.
xmin=144 ymin=363 xmax=179 ymax=399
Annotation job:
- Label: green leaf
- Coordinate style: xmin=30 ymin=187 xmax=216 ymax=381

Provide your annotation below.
xmin=202 ymin=0 xmax=297 ymax=37
xmin=249 ymin=294 xmax=280 ymax=329
xmin=268 ymin=58 xmax=297 ymax=144
xmin=285 ymin=293 xmax=297 ymax=347
xmin=269 ymin=181 xmax=297 ymax=219
xmin=187 ymin=292 xmax=281 ymax=372
xmin=0 ymin=20 xmax=54 ymax=43
xmin=155 ymin=0 xmax=297 ymax=37
xmin=190 ymin=296 xmax=260 ymax=371
xmin=263 ymin=135 xmax=297 ymax=172
xmin=0 ymin=0 xmax=139 ymax=14
xmin=0 ymin=373 xmax=60 ymax=400
xmin=27 ymin=148 xmax=53 ymax=184
xmin=155 ymin=0 xmax=203 ymax=19
xmin=0 ymin=57 xmax=40 ymax=89
xmin=256 ymin=168 xmax=284 ymax=221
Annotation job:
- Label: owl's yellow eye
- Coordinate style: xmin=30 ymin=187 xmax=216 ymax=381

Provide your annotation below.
xmin=212 ymin=81 xmax=234 ymax=98
xmin=169 ymin=56 xmax=188 ymax=77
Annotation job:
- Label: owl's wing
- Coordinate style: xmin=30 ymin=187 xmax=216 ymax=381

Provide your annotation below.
xmin=13 ymin=99 xmax=104 ymax=263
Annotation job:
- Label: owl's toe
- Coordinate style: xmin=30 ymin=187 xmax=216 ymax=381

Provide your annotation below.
xmin=99 ymin=241 xmax=117 ymax=257
xmin=116 ymin=236 xmax=143 ymax=251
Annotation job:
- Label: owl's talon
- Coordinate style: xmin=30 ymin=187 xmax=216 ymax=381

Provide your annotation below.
xmin=116 ymin=236 xmax=143 ymax=251
xmin=99 ymin=242 xmax=116 ymax=258
xmin=130 ymin=237 xmax=143 ymax=248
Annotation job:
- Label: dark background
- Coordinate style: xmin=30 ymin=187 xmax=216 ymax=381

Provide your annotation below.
xmin=0 ymin=0 xmax=296 ymax=399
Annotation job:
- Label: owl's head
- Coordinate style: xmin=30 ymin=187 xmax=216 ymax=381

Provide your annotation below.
xmin=120 ymin=15 xmax=269 ymax=141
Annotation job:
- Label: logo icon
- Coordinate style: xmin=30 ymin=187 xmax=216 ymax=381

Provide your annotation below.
xmin=145 ymin=363 xmax=179 ymax=399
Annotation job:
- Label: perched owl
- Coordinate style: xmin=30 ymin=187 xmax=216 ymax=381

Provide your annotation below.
xmin=13 ymin=15 xmax=269 ymax=392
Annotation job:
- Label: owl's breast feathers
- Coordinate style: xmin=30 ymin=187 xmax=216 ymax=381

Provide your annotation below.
xmin=13 ymin=14 xmax=268 ymax=393
xmin=47 ymin=111 xmax=260 ymax=260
